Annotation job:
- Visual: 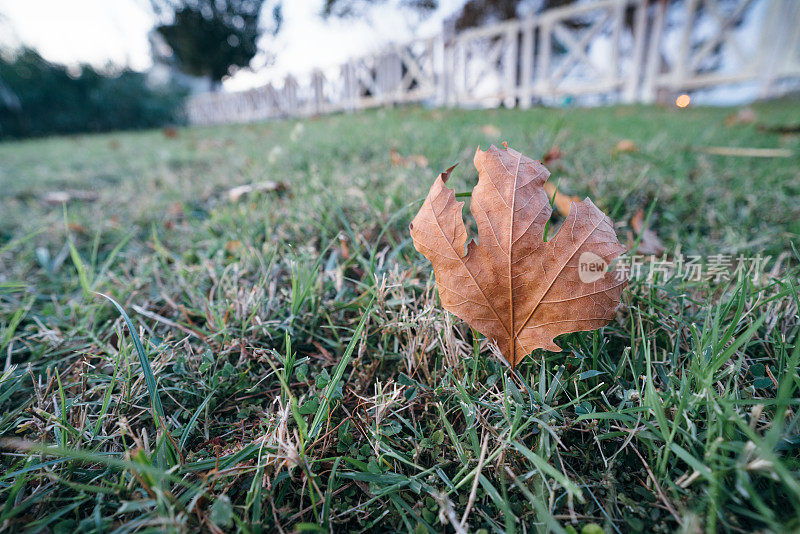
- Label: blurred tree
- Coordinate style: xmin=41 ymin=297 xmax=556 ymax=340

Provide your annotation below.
xmin=450 ymin=0 xmax=577 ymax=31
xmin=0 ymin=48 xmax=186 ymax=139
xmin=321 ymin=0 xmax=577 ymax=30
xmin=0 ymin=74 xmax=20 ymax=114
xmin=322 ymin=0 xmax=436 ymax=19
xmin=150 ymin=0 xmax=282 ymax=89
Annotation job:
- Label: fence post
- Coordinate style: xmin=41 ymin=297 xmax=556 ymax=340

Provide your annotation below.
xmin=379 ymin=51 xmax=389 ymax=105
xmin=382 ymin=48 xmax=402 ymax=105
xmin=312 ymin=70 xmax=324 ymax=115
xmin=642 ymin=0 xmax=667 ymax=103
xmin=376 ymin=53 xmax=386 ymax=105
xmin=520 ymin=16 xmax=535 ymax=109
xmin=342 ymin=61 xmax=356 ymax=112
xmin=536 ymin=17 xmax=552 ymax=98
xmin=624 ymin=0 xmax=648 ymax=103
xmin=266 ymin=85 xmax=276 ymax=119
xmin=455 ymin=38 xmax=467 ymax=105
xmin=758 ymin=0 xmax=797 ymax=98
xmin=674 ymin=0 xmax=699 ymax=92
xmin=244 ymin=90 xmax=255 ymax=122
xmin=443 ymin=34 xmax=455 ymax=106
xmin=437 ymin=20 xmax=456 ymax=107
xmin=609 ymin=0 xmax=623 ymax=93
xmin=504 ymin=26 xmax=519 ymax=107
xmin=283 ymin=75 xmax=298 ymax=117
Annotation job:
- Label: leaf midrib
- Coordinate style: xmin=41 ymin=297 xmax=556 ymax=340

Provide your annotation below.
xmin=431 ymin=191 xmax=512 ymax=340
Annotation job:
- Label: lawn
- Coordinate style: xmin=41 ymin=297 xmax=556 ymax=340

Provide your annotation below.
xmin=1 ymin=100 xmax=799 ymax=533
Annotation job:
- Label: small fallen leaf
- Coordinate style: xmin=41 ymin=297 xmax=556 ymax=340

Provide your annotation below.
xmin=338 ymin=234 xmax=350 ymax=260
xmin=227 ymin=181 xmax=285 ymax=202
xmin=68 ymin=223 xmax=88 ymax=234
xmin=162 ymin=126 xmax=179 ymax=139
xmin=481 ymin=124 xmax=501 ymax=137
xmin=268 ymin=145 xmax=284 ymax=164
xmin=725 ymin=107 xmax=756 ymax=126
xmin=390 ymin=149 xmax=428 ymax=168
xmin=410 ymin=144 xmax=627 ymax=367
xmin=164 ymin=203 xmax=184 ymax=230
xmin=225 ymin=240 xmax=243 ymax=254
xmin=630 ymin=208 xmax=665 ymax=257
xmin=542 ymin=146 xmax=563 ymax=166
xmin=615 ymin=139 xmax=637 ymax=153
xmin=542 ymin=180 xmax=581 ymax=218
xmin=197 ymin=139 xmax=223 ymax=151
xmin=290 ymin=122 xmax=305 ymax=142
xmin=227 ymin=185 xmax=251 ymax=202
xmin=166 ymin=202 xmax=185 ymax=218
xmin=312 ymin=340 xmax=335 ymax=364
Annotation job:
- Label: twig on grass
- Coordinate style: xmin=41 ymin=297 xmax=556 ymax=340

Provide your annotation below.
xmin=699 ymin=146 xmax=792 ymax=158
xmin=628 ymin=442 xmax=683 ymax=526
xmin=461 ymin=431 xmax=489 ymax=529
xmin=434 ymin=491 xmax=467 ymax=534
xmin=132 ymin=304 xmax=207 ymax=341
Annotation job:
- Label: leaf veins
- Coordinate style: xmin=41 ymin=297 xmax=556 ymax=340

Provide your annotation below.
xmin=410 ymin=144 xmax=627 ymax=367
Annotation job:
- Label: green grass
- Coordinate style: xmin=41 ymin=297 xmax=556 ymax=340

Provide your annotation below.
xmin=1 ymin=100 xmax=799 ymax=533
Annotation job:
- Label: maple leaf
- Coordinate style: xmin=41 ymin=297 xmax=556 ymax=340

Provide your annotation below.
xmin=614 ymin=139 xmax=637 ymax=153
xmin=630 ymin=208 xmax=666 ymax=257
xmin=409 ymin=144 xmax=627 ymax=368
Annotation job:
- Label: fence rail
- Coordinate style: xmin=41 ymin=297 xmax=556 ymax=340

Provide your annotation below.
xmin=187 ymin=0 xmax=800 ymax=125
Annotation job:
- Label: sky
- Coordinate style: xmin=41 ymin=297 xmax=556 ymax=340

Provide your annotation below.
xmin=0 ymin=0 xmax=465 ymax=90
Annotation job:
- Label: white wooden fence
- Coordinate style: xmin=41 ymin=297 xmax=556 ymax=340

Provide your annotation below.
xmin=186 ymin=0 xmax=800 ymax=125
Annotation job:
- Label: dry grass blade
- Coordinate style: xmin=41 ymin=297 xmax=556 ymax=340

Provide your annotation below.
xmin=700 ymin=146 xmax=793 ymax=158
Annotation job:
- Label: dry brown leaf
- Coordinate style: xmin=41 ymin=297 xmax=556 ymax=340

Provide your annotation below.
xmin=410 ymin=144 xmax=627 ymax=367
xmin=481 ymin=124 xmax=501 ymax=137
xmin=68 ymin=223 xmax=88 ymax=234
xmin=725 ymin=107 xmax=756 ymax=126
xmin=197 ymin=139 xmax=223 ymax=151
xmin=167 ymin=201 xmax=185 ymax=218
xmin=630 ymin=208 xmax=666 ymax=257
xmin=615 ymin=139 xmax=637 ymax=153
xmin=542 ymin=146 xmax=563 ymax=166
xmin=225 ymin=240 xmax=243 ymax=254
xmin=390 ymin=149 xmax=428 ymax=168
xmin=542 ymin=180 xmax=581 ymax=218
xmin=227 ymin=181 xmax=285 ymax=201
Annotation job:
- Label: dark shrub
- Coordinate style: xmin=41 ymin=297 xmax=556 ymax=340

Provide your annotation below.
xmin=0 ymin=48 xmax=187 ymax=139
